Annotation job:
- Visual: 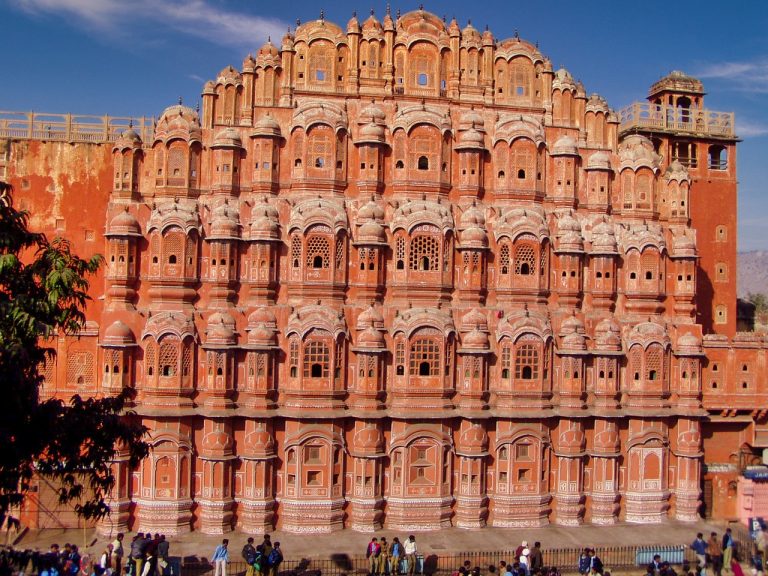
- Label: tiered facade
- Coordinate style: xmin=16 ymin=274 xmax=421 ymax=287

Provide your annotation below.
xmin=5 ymin=8 xmax=766 ymax=534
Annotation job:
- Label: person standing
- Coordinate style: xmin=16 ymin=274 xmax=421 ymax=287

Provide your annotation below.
xmin=692 ymin=533 xmax=709 ymax=574
xmin=578 ymin=550 xmax=591 ymax=576
xmin=709 ymin=533 xmax=723 ymax=576
xmin=367 ymin=538 xmax=382 ymax=576
xmin=379 ymin=538 xmax=390 ymax=576
xmin=242 ymin=538 xmax=257 ymax=576
xmin=156 ymin=537 xmax=169 ymax=576
xmin=722 ymin=529 xmax=734 ymax=574
xmin=404 ymin=536 xmax=417 ymax=576
xmin=110 ymin=535 xmax=124 ymax=576
xmin=212 ymin=540 xmax=229 ymax=576
xmin=588 ymin=550 xmax=603 ymax=576
xmin=267 ymin=543 xmax=282 ymax=576
xmin=390 ymin=538 xmax=403 ymax=576
xmin=529 ymin=543 xmax=543 ymax=576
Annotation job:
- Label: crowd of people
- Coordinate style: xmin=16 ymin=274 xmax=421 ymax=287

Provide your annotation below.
xmin=1 ymin=526 xmax=765 ymax=576
xmin=232 ymin=535 xmax=283 ymax=576
xmin=0 ymin=533 xmax=172 ymax=576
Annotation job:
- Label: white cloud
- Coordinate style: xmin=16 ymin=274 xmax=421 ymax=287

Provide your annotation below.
xmin=736 ymin=121 xmax=768 ymax=138
xmin=695 ymin=58 xmax=768 ymax=94
xmin=11 ymin=0 xmax=288 ymax=50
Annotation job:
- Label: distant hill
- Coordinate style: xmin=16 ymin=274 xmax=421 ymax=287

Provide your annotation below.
xmin=738 ymin=251 xmax=768 ymax=298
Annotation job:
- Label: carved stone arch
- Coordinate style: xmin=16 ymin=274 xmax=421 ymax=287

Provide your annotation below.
xmin=392 ymin=104 xmax=452 ymax=136
xmin=288 ymin=198 xmax=348 ymax=235
xmin=391 ymin=307 xmax=456 ymax=339
xmin=390 ymin=198 xmax=454 ymax=235
xmin=290 ymin=101 xmax=348 ymax=135
xmin=285 ymin=304 xmax=348 ymax=341
xmin=493 ymin=115 xmax=545 ymax=147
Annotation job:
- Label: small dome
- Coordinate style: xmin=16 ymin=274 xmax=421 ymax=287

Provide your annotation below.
xmin=203 ymin=80 xmax=216 ymax=95
xmin=359 ymin=121 xmax=385 ymax=142
xmin=358 ymin=220 xmax=387 ymax=244
xmin=353 ymin=424 xmax=384 ymax=453
xmin=216 ymin=65 xmax=242 ymax=86
xmin=448 ymin=18 xmax=460 ymax=35
xmin=461 ymin=22 xmax=481 ymax=42
xmin=243 ymin=424 xmax=276 ymax=457
xmin=246 ymin=307 xmax=277 ymax=346
xmin=258 ymin=38 xmax=279 ymax=58
xmin=103 ymin=320 xmax=136 ymax=346
xmin=358 ymin=198 xmax=385 ymax=221
xmin=248 ymin=306 xmax=277 ymax=327
xmin=586 ymin=93 xmax=609 ymax=114
xmin=458 ymin=424 xmax=488 ymax=454
xmin=553 ymin=67 xmax=576 ymax=90
xmin=619 ymin=134 xmax=661 ymax=171
xmin=590 ymin=220 xmax=617 ymax=254
xmin=457 ymin=127 xmax=485 ymax=149
xmin=155 ymin=104 xmax=201 ymax=144
xmin=460 ymin=225 xmax=488 ymax=248
xmin=206 ymin=312 xmax=236 ymax=347
xmin=362 ymin=12 xmax=383 ymax=33
xmin=460 ymin=203 xmax=486 ymax=228
xmin=586 ymin=151 xmax=612 ymax=171
xmin=594 ymin=317 xmax=621 ymax=351
xmin=672 ymin=232 xmax=697 ymax=258
xmin=212 ymin=127 xmax=243 ymax=149
xmin=210 ymin=201 xmax=240 ymax=239
xmin=359 ymin=101 xmax=386 ymax=123
xmin=551 ymin=135 xmax=579 ymax=156
xmin=463 ymin=328 xmax=490 ymax=350
xmin=677 ymin=332 xmax=702 ymax=355
xmin=358 ymin=326 xmax=386 ymax=348
xmin=249 ymin=198 xmax=281 ymax=241
xmin=346 ymin=14 xmax=360 ymax=33
xmin=357 ymin=304 xmax=385 ymax=329
xmin=252 ymin=113 xmax=282 ymax=138
xmin=107 ymin=208 xmax=141 ymax=237
xmin=113 ymin=127 xmax=142 ymax=152
xmin=560 ymin=315 xmax=586 ymax=351
xmin=665 ymin=159 xmax=690 ymax=183
xmin=461 ymin=308 xmax=488 ymax=332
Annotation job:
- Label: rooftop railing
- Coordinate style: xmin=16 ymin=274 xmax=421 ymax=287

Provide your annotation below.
xmin=618 ymin=102 xmax=735 ymax=138
xmin=0 ymin=111 xmax=154 ymax=144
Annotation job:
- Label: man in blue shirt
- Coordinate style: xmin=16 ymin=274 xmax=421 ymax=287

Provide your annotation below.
xmin=691 ymin=533 xmax=708 ymax=574
xmin=212 ymin=540 xmax=230 ymax=576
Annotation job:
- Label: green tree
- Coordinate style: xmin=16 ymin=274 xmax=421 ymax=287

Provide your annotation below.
xmin=0 ymin=181 xmax=147 ymax=528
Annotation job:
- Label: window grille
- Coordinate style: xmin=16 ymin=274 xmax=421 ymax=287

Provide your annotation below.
xmin=409 ymin=337 xmax=440 ymax=376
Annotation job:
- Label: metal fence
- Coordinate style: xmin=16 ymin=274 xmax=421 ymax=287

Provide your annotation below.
xmin=178 ymin=541 xmax=741 ymax=576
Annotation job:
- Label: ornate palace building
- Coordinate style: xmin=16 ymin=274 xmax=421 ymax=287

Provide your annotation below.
xmin=2 ymin=7 xmax=766 ymax=533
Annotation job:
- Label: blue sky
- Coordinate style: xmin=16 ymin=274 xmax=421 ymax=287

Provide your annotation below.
xmin=1 ymin=0 xmax=766 ymax=249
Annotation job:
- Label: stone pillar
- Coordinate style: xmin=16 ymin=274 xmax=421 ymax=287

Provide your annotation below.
xmin=237 ymin=420 xmax=277 ymax=533
xmin=590 ymin=419 xmax=620 ymax=525
xmin=197 ymin=420 xmax=235 ymax=534
xmin=454 ymin=421 xmax=489 ymax=529
xmin=347 ymin=422 xmax=386 ymax=532
xmin=674 ymin=418 xmax=703 ymax=522
xmin=553 ymin=419 xmax=585 ymax=525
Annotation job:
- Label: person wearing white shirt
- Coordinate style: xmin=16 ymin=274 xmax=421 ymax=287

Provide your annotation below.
xmin=404 ymin=536 xmax=417 ymax=576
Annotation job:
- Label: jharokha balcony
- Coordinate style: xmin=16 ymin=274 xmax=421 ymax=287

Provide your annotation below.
xmin=618 ymin=102 xmax=735 ymax=138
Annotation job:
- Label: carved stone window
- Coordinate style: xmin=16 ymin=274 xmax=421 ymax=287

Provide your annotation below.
xmin=409 ymin=336 xmax=440 ymax=376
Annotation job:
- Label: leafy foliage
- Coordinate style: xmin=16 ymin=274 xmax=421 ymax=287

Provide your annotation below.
xmin=0 ymin=182 xmax=148 ymax=528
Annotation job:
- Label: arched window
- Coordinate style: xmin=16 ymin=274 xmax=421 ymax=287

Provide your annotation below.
xmin=417 ymin=155 xmax=429 ymax=170
xmin=514 ymin=243 xmax=536 ymax=275
xmin=409 ymin=235 xmax=440 ymax=272
xmin=515 ymin=343 xmax=539 ymax=380
xmin=409 ymin=335 xmax=440 ymax=376
xmin=709 ymin=145 xmax=727 ymax=170
xmin=159 ymin=338 xmax=179 ymax=378
xmin=305 ymin=234 xmax=330 ymax=269
xmin=303 ymin=340 xmax=330 ymax=379
xmin=646 ymin=344 xmax=663 ymax=384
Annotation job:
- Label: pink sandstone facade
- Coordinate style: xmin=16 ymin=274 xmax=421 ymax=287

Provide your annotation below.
xmin=1 ymin=8 xmax=766 ymax=534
